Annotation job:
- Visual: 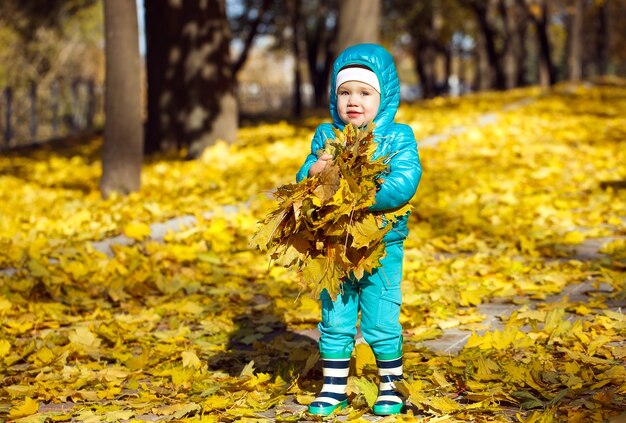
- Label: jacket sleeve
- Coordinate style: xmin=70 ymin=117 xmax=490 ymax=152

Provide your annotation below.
xmin=296 ymin=125 xmax=330 ymax=182
xmin=369 ymin=125 xmax=422 ymax=212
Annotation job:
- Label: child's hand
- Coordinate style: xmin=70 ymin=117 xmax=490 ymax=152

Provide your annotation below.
xmin=308 ymin=153 xmax=333 ymax=176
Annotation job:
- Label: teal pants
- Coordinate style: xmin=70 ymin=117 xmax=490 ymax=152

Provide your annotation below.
xmin=319 ymin=242 xmax=404 ymax=360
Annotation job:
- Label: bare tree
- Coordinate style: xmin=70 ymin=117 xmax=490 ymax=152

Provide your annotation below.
xmin=518 ymin=0 xmax=556 ymax=87
xmin=230 ymin=0 xmax=273 ymax=77
xmin=303 ymin=0 xmax=338 ymax=107
xmin=100 ymin=0 xmax=142 ymax=197
xmin=384 ymin=0 xmax=460 ymax=98
xmin=464 ymin=0 xmax=507 ymax=90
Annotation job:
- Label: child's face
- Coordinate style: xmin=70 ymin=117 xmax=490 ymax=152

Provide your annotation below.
xmin=337 ymin=81 xmax=380 ymax=127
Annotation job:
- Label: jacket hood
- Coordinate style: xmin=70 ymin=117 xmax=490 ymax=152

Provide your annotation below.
xmin=329 ymin=44 xmax=400 ymax=135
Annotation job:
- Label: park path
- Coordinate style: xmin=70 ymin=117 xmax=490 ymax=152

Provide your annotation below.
xmin=33 ymin=95 xmax=626 ymax=422
xmin=92 ymin=98 xmax=540 ymax=255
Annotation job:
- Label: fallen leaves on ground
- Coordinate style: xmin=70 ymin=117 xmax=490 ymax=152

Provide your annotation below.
xmin=1 ymin=84 xmax=625 ymax=422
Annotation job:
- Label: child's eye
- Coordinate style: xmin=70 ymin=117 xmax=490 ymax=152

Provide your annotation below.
xmin=339 ymin=90 xmax=349 ymax=96
xmin=361 ymin=91 xmax=370 ymax=96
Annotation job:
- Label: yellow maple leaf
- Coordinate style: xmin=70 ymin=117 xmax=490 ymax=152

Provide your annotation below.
xmin=465 ymin=332 xmax=488 ymax=349
xmin=490 ymin=327 xmax=518 ymax=350
xmin=28 ymin=258 xmax=50 ymax=278
xmin=240 ymin=360 xmax=256 ymax=377
xmin=99 ymin=367 xmax=129 ymax=382
xmin=69 ymin=326 xmax=101 ymax=348
xmin=168 ymin=244 xmax=198 ymax=262
xmin=177 ymin=301 xmax=205 ymax=315
xmin=294 ymin=393 xmax=315 ymax=405
xmin=350 ymin=214 xmax=383 ymax=249
xmin=182 ymin=350 xmax=201 ymax=369
xmin=0 ymin=339 xmax=11 ymax=357
xmin=30 ymin=346 xmax=56 ymax=366
xmin=244 ymin=372 xmax=272 ymax=389
xmin=430 ymin=370 xmax=451 ymax=388
xmin=0 ymin=296 xmax=12 ymax=314
xmin=103 ymin=410 xmax=134 ymax=421
xmin=354 ymin=343 xmax=376 ymax=375
xmin=152 ymin=402 xmax=201 ymax=418
xmin=203 ymin=395 xmax=231 ymax=410
xmin=349 ymin=376 xmax=378 ymax=408
xmin=123 ymin=221 xmax=151 ymax=241
xmin=8 ymin=397 xmax=39 ymax=419
xmin=203 ymin=217 xmax=235 ymax=253
xmin=562 ymin=231 xmax=585 ymax=244
xmin=426 ymin=395 xmax=462 ymax=414
xmin=459 ymin=288 xmax=484 ymax=306
xmin=560 ymin=374 xmax=584 ymax=389
xmin=97 ymin=385 xmax=122 ymax=400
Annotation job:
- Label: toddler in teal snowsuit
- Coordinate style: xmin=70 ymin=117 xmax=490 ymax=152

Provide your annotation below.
xmin=296 ymin=44 xmax=422 ymax=416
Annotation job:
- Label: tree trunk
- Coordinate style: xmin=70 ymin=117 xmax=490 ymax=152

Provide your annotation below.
xmin=516 ymin=21 xmax=528 ymax=86
xmin=100 ymin=0 xmax=142 ymax=197
xmin=231 ymin=0 xmax=272 ymax=77
xmin=29 ymin=80 xmax=37 ymax=143
xmin=566 ymin=0 xmax=583 ymax=81
xmin=336 ymin=0 xmax=380 ymax=53
xmin=519 ymin=0 xmax=555 ymax=87
xmin=144 ymin=0 xmax=237 ymax=158
xmin=415 ymin=39 xmax=437 ymax=99
xmin=474 ymin=30 xmax=491 ymax=91
xmin=86 ymin=79 xmax=96 ymax=129
xmin=304 ymin=0 xmax=336 ymax=108
xmin=458 ymin=48 xmax=468 ymax=94
xmin=501 ymin=0 xmax=526 ymax=88
xmin=594 ymin=0 xmax=609 ymax=76
xmin=444 ymin=49 xmax=452 ymax=90
xmin=143 ymin=1 xmax=167 ymax=155
xmin=3 ymin=87 xmax=13 ymax=146
xmin=470 ymin=0 xmax=507 ymax=90
xmin=51 ymin=80 xmax=59 ymax=136
xmin=409 ymin=2 xmax=439 ymax=99
xmin=432 ymin=2 xmax=449 ymax=94
xmin=291 ymin=0 xmax=303 ymax=117
xmin=536 ymin=4 xmax=556 ymax=86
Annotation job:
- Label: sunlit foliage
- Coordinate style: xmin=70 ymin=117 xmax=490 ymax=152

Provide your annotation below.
xmin=1 ymin=85 xmax=625 ymax=421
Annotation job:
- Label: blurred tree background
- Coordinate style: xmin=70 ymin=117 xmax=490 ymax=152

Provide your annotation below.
xmin=0 ymin=0 xmax=103 ymax=143
xmin=0 ymin=0 xmax=625 ymax=195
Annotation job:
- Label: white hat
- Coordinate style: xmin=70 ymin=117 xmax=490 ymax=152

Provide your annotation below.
xmin=335 ymin=67 xmax=381 ymax=93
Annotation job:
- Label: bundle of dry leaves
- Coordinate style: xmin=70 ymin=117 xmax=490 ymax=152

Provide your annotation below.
xmin=251 ymin=123 xmax=410 ymax=299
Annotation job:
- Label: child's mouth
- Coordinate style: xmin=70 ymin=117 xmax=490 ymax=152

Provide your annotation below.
xmin=347 ymin=111 xmax=361 ymax=117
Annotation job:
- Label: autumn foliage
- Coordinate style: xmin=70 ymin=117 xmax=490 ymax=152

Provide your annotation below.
xmin=1 ymin=84 xmax=626 ymax=422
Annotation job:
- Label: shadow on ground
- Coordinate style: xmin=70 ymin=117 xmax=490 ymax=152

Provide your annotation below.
xmin=206 ymin=307 xmax=320 ymax=380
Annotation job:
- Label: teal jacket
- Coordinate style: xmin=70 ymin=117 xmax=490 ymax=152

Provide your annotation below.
xmin=296 ymin=44 xmax=422 ymax=243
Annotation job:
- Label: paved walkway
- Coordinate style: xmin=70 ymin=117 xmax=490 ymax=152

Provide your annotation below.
xmin=277 ymin=240 xmax=624 ymax=422
xmin=19 ymin=98 xmax=626 ymax=421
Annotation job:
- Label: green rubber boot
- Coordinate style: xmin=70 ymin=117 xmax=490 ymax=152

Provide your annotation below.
xmin=373 ymin=355 xmax=405 ymax=416
xmin=308 ymin=357 xmax=350 ymax=416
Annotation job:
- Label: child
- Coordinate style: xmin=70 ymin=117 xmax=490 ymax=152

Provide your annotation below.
xmin=296 ymin=44 xmax=422 ymax=416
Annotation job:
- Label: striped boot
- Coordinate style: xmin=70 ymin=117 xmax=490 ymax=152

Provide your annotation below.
xmin=373 ymin=356 xmax=404 ymax=415
xmin=308 ymin=357 xmax=350 ymax=416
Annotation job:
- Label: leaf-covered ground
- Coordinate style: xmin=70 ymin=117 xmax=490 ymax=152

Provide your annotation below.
xmin=1 ymin=83 xmax=625 ymax=422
